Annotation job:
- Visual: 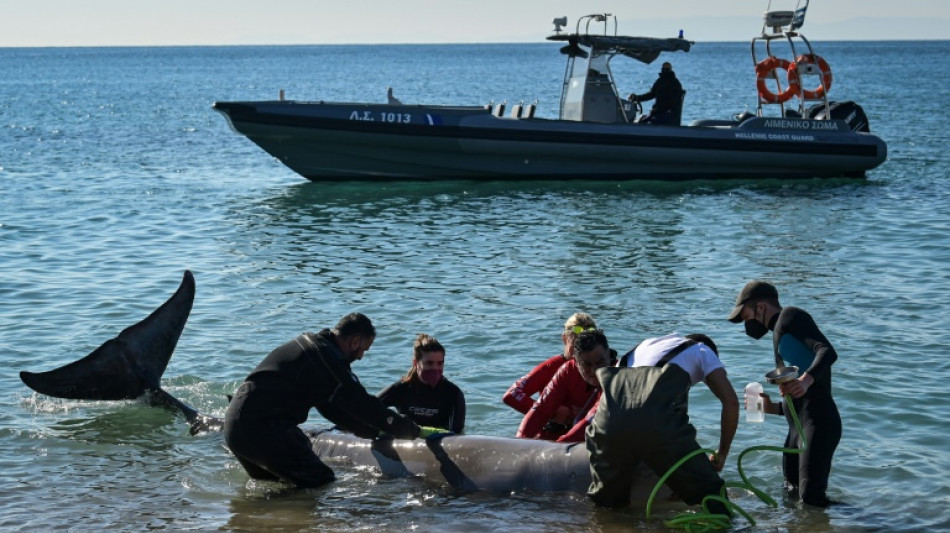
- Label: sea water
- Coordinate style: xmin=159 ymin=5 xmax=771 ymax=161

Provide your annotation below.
xmin=1 ymin=41 xmax=949 ymax=532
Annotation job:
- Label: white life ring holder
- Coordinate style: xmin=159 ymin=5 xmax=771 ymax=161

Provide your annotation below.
xmin=788 ymin=54 xmax=833 ymax=100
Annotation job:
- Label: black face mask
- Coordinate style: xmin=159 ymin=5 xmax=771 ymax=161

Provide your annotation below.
xmin=744 ymin=319 xmax=769 ymax=340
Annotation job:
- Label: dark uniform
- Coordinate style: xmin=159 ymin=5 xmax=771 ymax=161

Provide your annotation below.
xmin=770 ymin=306 xmax=841 ymax=507
xmin=632 ymin=67 xmax=684 ymax=125
xmin=378 ymin=377 xmax=466 ymax=434
xmin=223 ymin=329 xmax=420 ymax=487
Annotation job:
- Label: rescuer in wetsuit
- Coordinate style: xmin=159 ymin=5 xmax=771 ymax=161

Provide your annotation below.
xmin=223 ymin=313 xmax=424 ymax=488
xmin=378 ymin=333 xmax=466 ymax=434
xmin=728 ymin=280 xmax=842 ymax=507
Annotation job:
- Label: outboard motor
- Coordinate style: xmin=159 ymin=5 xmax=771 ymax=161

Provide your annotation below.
xmin=807 ymin=101 xmax=871 ymax=132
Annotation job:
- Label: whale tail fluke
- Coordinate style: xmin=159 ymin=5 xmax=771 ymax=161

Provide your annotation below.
xmin=19 ymin=270 xmax=220 ymax=432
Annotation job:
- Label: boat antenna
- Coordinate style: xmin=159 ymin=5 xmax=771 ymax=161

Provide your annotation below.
xmin=790 ymin=0 xmax=810 ymax=31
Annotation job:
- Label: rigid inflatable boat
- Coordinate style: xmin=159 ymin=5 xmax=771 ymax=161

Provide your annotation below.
xmin=213 ymin=4 xmax=886 ymax=181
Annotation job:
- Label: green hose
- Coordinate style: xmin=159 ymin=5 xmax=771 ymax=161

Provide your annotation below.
xmin=645 ymin=394 xmax=807 ymax=532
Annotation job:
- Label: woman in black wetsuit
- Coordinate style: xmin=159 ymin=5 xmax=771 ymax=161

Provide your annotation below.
xmin=378 ymin=333 xmax=466 ymax=434
xmin=728 ymin=280 xmax=842 ymax=507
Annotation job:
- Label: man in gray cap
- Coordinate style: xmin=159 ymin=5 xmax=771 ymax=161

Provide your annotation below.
xmin=727 ymin=280 xmax=841 ymax=507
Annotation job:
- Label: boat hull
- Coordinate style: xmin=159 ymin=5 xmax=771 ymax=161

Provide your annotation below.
xmin=214 ymin=101 xmax=887 ymax=181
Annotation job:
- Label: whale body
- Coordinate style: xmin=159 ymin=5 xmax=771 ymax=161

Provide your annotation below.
xmin=305 ymin=428 xmax=671 ymax=504
xmin=20 ymin=270 xmax=671 ymax=504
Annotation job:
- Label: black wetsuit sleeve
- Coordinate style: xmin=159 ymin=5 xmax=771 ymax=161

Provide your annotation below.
xmin=320 ymin=368 xmax=419 ymax=440
xmin=377 ymin=381 xmax=401 ymax=407
xmin=376 ymin=381 xmax=410 ymax=418
xmin=452 ymin=387 xmax=466 ymax=434
xmin=301 ymin=340 xmax=419 ymax=440
xmin=774 ymin=307 xmax=838 ymax=385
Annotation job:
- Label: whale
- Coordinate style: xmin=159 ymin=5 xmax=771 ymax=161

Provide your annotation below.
xmin=20 ymin=270 xmax=672 ymax=504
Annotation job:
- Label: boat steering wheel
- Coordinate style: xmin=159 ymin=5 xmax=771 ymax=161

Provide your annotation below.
xmin=626 ymin=94 xmax=643 ymax=122
xmin=632 ymin=99 xmax=643 ymax=117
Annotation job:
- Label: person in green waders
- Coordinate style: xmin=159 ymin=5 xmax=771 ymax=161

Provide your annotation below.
xmin=585 ymin=333 xmax=737 ymax=517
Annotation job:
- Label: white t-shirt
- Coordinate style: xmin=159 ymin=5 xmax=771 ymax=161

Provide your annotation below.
xmin=624 ymin=333 xmax=724 ymax=386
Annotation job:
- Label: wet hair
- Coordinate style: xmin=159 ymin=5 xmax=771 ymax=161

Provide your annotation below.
xmin=333 ymin=312 xmax=375 ymax=340
xmin=563 ymin=312 xmax=597 ymax=333
xmin=405 ymin=333 xmax=445 ymax=383
xmin=573 ymin=328 xmax=609 ymax=357
xmin=685 ymin=333 xmax=718 ymax=357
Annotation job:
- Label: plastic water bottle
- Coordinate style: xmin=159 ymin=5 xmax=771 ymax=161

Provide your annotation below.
xmin=744 ymin=382 xmax=765 ymax=422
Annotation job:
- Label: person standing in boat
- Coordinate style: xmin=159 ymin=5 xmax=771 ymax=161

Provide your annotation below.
xmin=503 ymin=313 xmax=598 ymax=439
xmin=223 ymin=313 xmax=443 ymax=489
xmin=516 ymin=329 xmax=615 ymax=443
xmin=586 ymin=333 xmax=736 ymax=517
xmin=727 ymin=280 xmax=841 ymax=507
xmin=628 ymin=62 xmax=684 ymax=125
xmin=378 ymin=333 xmax=466 ymax=434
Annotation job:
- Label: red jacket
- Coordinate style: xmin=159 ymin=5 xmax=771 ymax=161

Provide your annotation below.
xmin=556 ymin=390 xmax=601 ymax=442
xmin=516 ymin=359 xmax=600 ymax=442
xmin=502 ymin=354 xmax=568 ymax=414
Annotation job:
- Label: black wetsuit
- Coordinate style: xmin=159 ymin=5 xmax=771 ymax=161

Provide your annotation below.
xmin=586 ymin=354 xmax=728 ymax=516
xmin=378 ymin=377 xmax=466 ymax=434
xmin=636 ymin=70 xmax=684 ymax=125
xmin=770 ymin=306 xmax=841 ymax=507
xmin=223 ymin=329 xmax=420 ymax=488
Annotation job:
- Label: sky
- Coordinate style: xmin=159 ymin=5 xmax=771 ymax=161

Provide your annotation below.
xmin=1 ymin=0 xmax=948 ymax=47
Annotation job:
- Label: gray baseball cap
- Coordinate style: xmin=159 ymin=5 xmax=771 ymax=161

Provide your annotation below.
xmin=727 ymin=280 xmax=778 ymax=323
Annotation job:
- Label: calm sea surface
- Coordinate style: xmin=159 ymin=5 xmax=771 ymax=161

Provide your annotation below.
xmin=2 ymin=40 xmax=949 ymax=532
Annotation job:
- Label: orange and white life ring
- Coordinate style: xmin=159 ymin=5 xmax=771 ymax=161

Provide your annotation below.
xmin=755 ymin=57 xmax=798 ymax=104
xmin=788 ymin=54 xmax=833 ymax=100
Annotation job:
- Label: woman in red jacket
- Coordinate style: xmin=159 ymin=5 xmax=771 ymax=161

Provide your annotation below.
xmin=502 ymin=313 xmax=596 ymax=439
xmin=516 ymin=329 xmax=614 ymax=442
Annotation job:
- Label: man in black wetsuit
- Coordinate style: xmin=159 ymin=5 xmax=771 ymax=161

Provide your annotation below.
xmin=223 ymin=312 xmax=424 ymax=488
xmin=728 ymin=280 xmax=842 ymax=507
xmin=628 ymin=62 xmax=684 ymax=125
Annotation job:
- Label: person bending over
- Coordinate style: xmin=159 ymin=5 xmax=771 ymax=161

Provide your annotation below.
xmin=223 ymin=313 xmax=425 ymax=488
xmin=586 ymin=333 xmax=737 ymax=517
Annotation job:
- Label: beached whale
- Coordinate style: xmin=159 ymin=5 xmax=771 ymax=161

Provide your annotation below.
xmin=19 ymin=270 xmax=672 ymax=504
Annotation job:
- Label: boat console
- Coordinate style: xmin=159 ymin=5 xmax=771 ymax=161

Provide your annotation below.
xmin=547 ymin=13 xmax=691 ymax=125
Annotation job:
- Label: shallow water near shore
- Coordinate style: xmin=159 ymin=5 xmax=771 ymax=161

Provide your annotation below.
xmin=2 ymin=40 xmax=949 ymax=532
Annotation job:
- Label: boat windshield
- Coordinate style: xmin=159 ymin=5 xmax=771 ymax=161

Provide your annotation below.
xmin=548 ymin=14 xmax=692 ymax=123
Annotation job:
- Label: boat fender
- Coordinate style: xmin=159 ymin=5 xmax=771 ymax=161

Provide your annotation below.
xmin=788 ymin=54 xmax=833 ymax=100
xmin=755 ymin=57 xmax=798 ymax=104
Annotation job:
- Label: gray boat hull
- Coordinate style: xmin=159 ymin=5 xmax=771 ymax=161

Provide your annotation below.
xmin=214 ymin=100 xmax=887 ymax=181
